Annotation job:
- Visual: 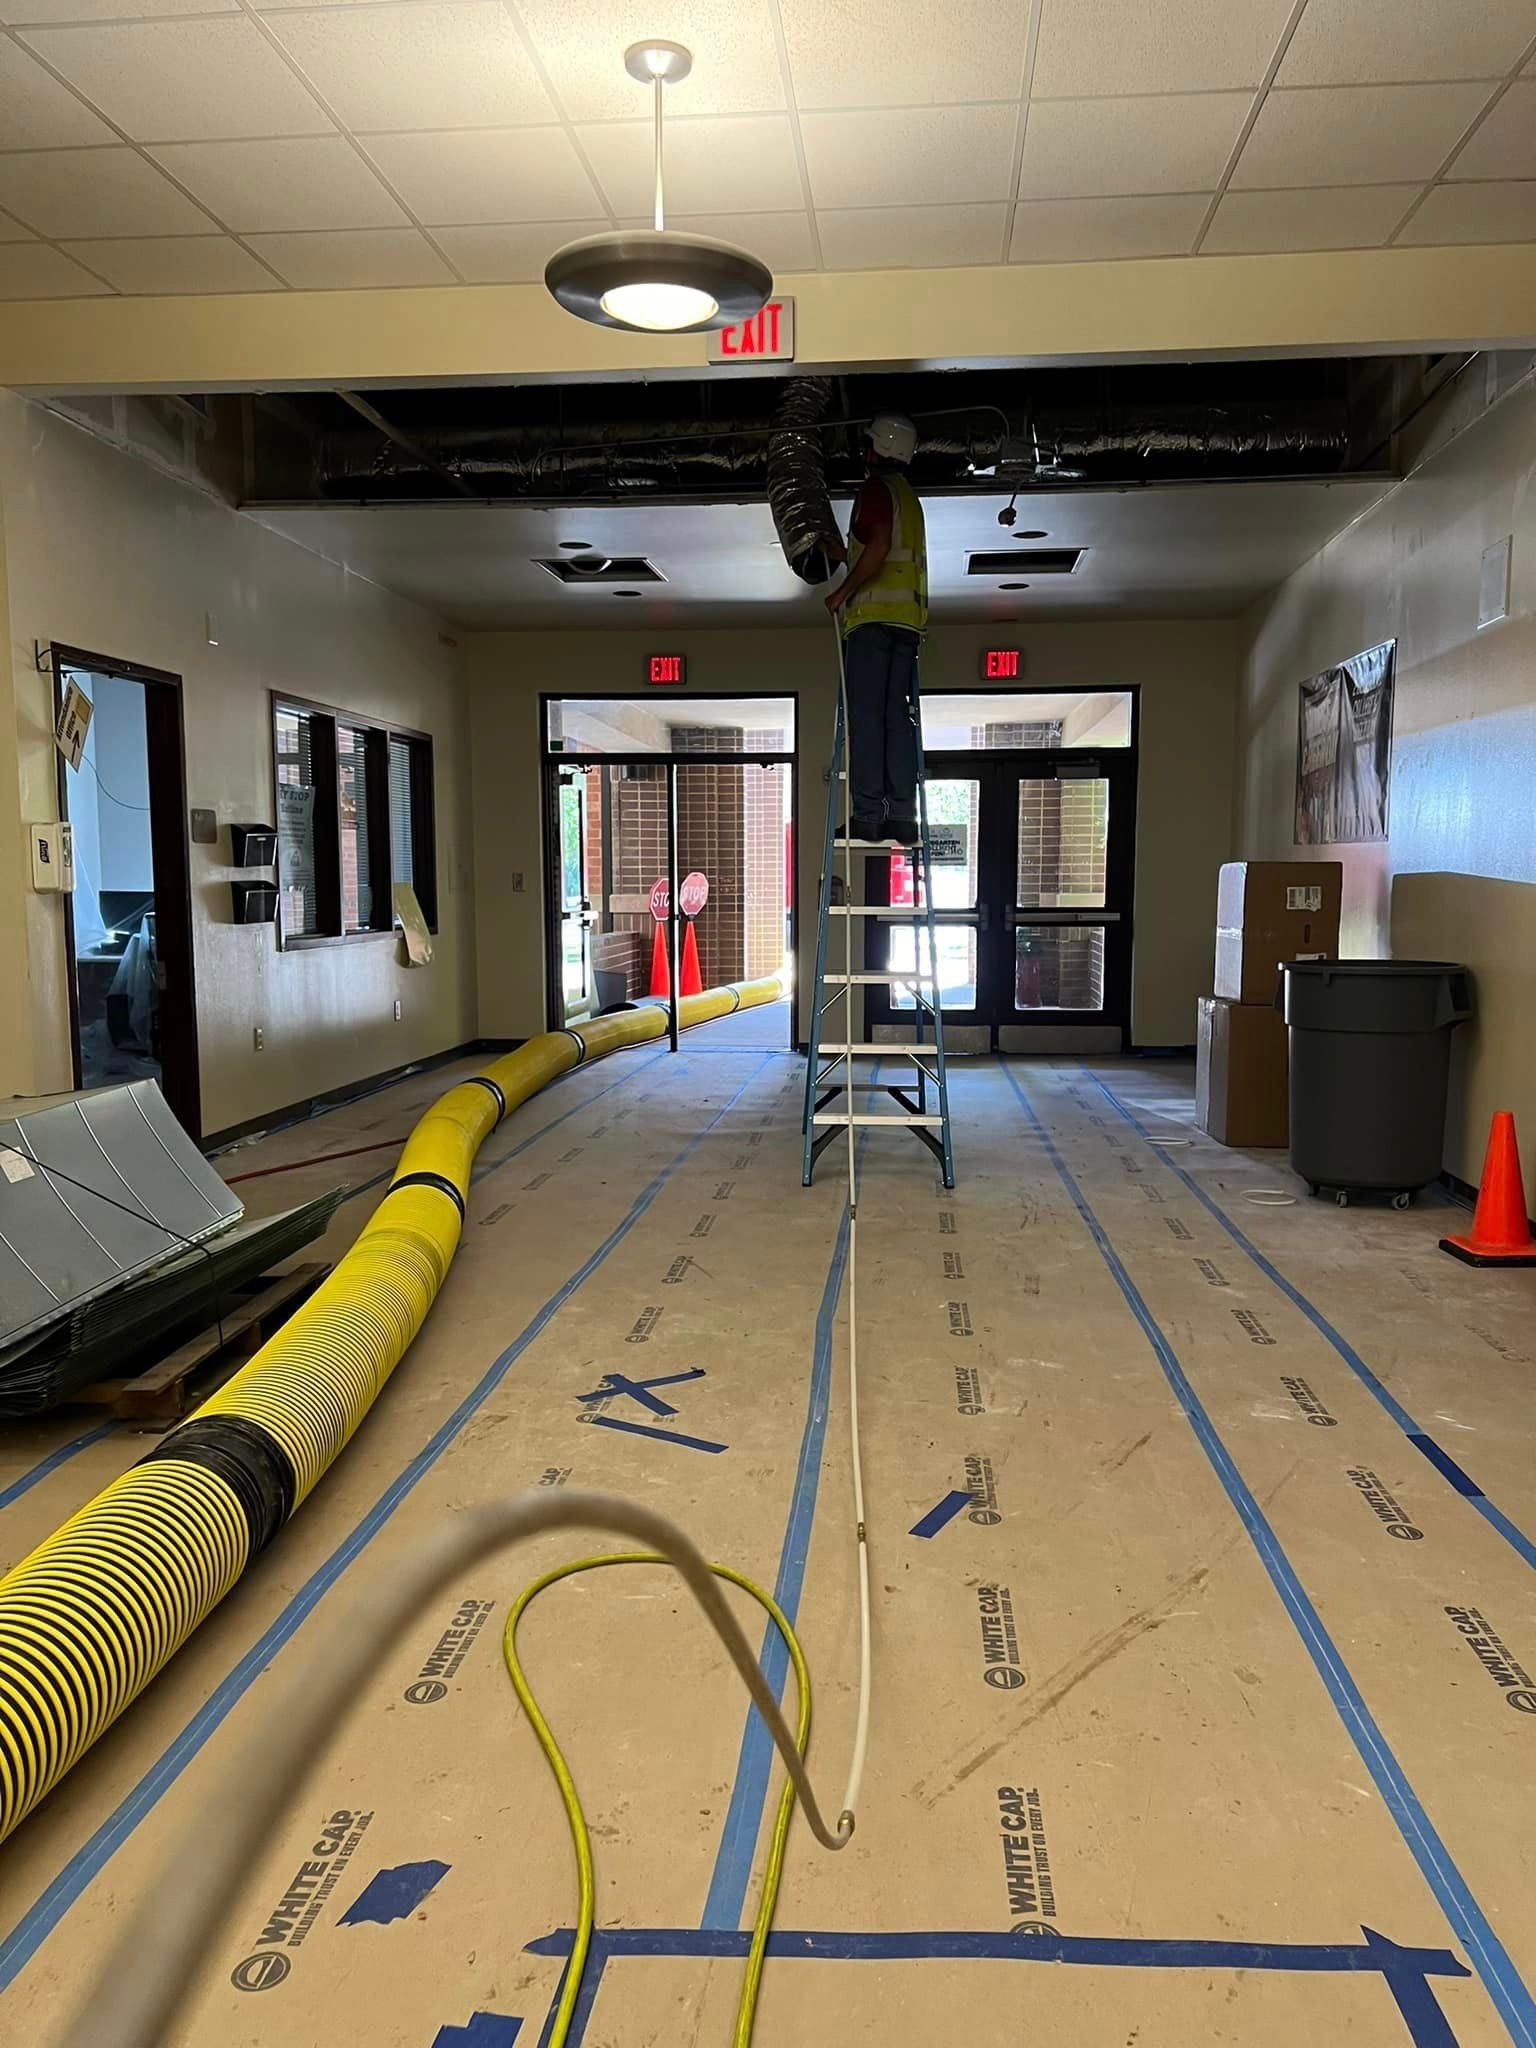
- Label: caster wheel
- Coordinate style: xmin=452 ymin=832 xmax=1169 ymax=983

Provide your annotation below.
xmin=1335 ymin=1189 xmax=1351 ymax=1208
xmin=1392 ymin=1191 xmax=1412 ymax=1211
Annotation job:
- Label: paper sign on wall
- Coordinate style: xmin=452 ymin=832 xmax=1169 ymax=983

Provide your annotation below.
xmin=928 ymin=826 xmax=969 ymax=866
xmin=1286 ymin=885 xmax=1323 ymax=911
xmin=54 ymin=679 xmax=93 ymax=770
xmin=394 ymin=883 xmax=434 ymax=965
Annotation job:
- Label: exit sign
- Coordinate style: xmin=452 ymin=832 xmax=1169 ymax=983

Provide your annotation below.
xmin=980 ymin=647 xmax=1022 ymax=680
xmin=647 ymin=652 xmax=686 ymax=686
xmin=707 ymin=297 xmax=794 ymax=364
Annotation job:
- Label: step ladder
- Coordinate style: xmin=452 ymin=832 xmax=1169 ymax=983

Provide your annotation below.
xmin=801 ymin=687 xmax=955 ymax=1188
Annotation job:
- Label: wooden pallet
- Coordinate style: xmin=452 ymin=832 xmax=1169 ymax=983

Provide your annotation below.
xmin=81 ymin=1262 xmax=329 ymax=1427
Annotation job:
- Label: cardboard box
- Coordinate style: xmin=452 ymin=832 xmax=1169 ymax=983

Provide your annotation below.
xmin=1214 ymin=860 xmax=1342 ymax=1005
xmin=1196 ymin=997 xmax=1290 ymax=1148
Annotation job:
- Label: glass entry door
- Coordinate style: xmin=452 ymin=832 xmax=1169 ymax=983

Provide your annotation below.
xmin=556 ymin=765 xmax=593 ymax=1023
xmin=868 ymin=750 xmax=1134 ymax=1050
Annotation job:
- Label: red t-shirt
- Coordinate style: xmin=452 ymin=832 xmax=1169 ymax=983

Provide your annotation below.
xmin=850 ymin=475 xmax=894 ymax=545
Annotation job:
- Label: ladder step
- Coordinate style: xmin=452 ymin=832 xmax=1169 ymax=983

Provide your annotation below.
xmin=829 ymin=905 xmax=928 ymax=917
xmin=816 ymin=1043 xmax=939 ymax=1056
xmin=812 ymin=1112 xmax=946 ymax=1127
xmin=824 ymin=971 xmax=936 ymax=985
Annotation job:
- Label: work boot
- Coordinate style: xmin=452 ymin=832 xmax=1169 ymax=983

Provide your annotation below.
xmin=886 ymin=814 xmax=922 ymax=848
xmin=836 ymin=814 xmax=884 ymax=843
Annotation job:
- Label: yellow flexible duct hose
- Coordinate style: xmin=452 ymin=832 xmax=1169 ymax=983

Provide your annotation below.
xmin=0 ymin=978 xmax=782 ymax=1844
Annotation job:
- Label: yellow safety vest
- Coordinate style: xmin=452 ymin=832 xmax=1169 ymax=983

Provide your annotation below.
xmin=841 ymin=471 xmax=928 ymax=636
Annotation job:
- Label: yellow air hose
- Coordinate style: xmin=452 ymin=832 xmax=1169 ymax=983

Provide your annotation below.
xmin=504 ymin=1553 xmax=811 ymax=2048
xmin=0 ymin=978 xmax=782 ymax=1845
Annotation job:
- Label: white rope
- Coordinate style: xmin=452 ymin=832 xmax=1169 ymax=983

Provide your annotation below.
xmin=831 ymin=615 xmax=873 ymax=1828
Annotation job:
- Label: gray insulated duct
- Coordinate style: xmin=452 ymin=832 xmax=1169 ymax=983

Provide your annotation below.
xmin=766 ymin=376 xmax=839 ymax=585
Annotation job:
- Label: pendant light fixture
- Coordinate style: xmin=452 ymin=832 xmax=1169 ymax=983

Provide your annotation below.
xmin=545 ymin=40 xmax=773 ymax=335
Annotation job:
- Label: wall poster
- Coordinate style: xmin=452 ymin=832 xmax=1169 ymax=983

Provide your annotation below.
xmin=1295 ymin=640 xmax=1396 ymax=845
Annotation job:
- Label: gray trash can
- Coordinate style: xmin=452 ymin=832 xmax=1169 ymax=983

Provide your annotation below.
xmin=1278 ymin=960 xmax=1472 ymax=1207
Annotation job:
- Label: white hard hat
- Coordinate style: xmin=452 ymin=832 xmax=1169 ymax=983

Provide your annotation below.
xmin=867 ymin=413 xmax=917 ymax=464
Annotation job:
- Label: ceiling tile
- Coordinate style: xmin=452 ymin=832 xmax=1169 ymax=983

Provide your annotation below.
xmin=800 ymin=104 xmax=1017 ymax=209
xmin=1203 ymin=183 xmax=1415 ymax=252
xmin=1018 ymin=94 xmax=1249 ymax=199
xmin=1 ymin=0 xmax=236 ymax=19
xmin=579 ymin=113 xmax=804 ymax=216
xmin=246 ymin=226 xmax=455 ymax=288
xmin=514 ymin=0 xmax=785 ymax=121
xmin=148 ymin=137 xmax=407 ymax=231
xmin=18 ymin=18 xmax=332 ymax=141
xmin=1397 ymin=179 xmax=1536 ymax=244
xmin=620 ymin=209 xmax=817 ymax=273
xmin=429 ymin=219 xmax=572 ymax=282
xmin=62 ymin=233 xmax=277 ymax=292
xmin=1032 ymin=0 xmax=1294 ymax=97
xmin=0 ymin=239 xmax=111 ymax=295
xmin=1232 ymin=83 xmax=1493 ymax=187
xmin=1278 ymin=0 xmax=1536 ymax=86
xmin=1449 ymin=80 xmax=1536 ymax=180
xmin=780 ymin=0 xmax=1030 ymax=108
xmin=0 ymin=35 xmax=116 ymax=145
xmin=0 ymin=147 xmax=212 ymax=236
xmin=364 ymin=127 xmax=605 ymax=225
xmin=1009 ymin=192 xmax=1208 ymax=261
xmin=265 ymin=3 xmax=556 ymax=133
xmin=817 ymin=202 xmax=1007 ymax=269
xmin=0 ymin=209 xmax=36 ymax=239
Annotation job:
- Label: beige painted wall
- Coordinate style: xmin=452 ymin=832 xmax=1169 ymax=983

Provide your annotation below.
xmin=1234 ymin=372 xmax=1536 ymax=1190
xmin=470 ymin=619 xmax=1236 ymax=1050
xmin=0 ymin=392 xmax=477 ymax=1137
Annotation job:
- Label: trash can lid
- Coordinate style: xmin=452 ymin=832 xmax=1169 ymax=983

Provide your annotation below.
xmin=1281 ymin=958 xmax=1467 ymax=977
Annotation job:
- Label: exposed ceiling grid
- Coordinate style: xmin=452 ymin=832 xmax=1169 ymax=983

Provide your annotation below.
xmin=0 ymin=0 xmax=1533 ymax=299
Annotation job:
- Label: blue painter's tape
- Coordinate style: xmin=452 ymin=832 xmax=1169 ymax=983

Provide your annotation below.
xmin=1002 ymin=1062 xmax=1536 ymax=2048
xmin=0 ymin=1420 xmax=118 ymax=1514
xmin=909 ymin=1489 xmax=973 ymax=1539
xmin=339 ymin=1859 xmax=450 ymax=1927
xmin=526 ymin=1922 xmax=1468 ymax=1977
xmin=0 ymin=1056 xmax=771 ymax=1995
xmin=586 ymin=1415 xmax=726 ymax=1455
xmin=1409 ymin=1434 xmax=1484 ymax=1498
xmin=526 ymin=1923 xmax=1469 ymax=2048
xmin=700 ymin=1110 xmax=872 ymax=1933
xmin=1087 ymin=1070 xmax=1536 ymax=1575
xmin=431 ymin=2015 xmax=522 ymax=2048
xmin=576 ymin=1367 xmax=706 ymax=1416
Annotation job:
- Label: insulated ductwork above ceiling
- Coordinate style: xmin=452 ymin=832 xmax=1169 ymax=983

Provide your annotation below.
xmin=244 ymin=358 xmax=1419 ymax=509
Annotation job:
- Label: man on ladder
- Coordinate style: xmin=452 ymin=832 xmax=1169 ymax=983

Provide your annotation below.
xmin=825 ymin=414 xmax=927 ymax=847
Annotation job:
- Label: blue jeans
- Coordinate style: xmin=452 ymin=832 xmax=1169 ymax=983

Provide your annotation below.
xmin=843 ymin=623 xmax=920 ymax=824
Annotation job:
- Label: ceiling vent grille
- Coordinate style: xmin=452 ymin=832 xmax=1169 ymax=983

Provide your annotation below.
xmin=966 ymin=548 xmax=1083 ymax=576
xmin=535 ymin=555 xmax=665 ymax=584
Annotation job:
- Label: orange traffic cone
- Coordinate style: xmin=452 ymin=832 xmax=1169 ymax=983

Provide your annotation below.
xmin=679 ymin=918 xmax=704 ymax=997
xmin=648 ymin=922 xmax=671 ymax=998
xmin=1439 ymin=1112 xmax=1536 ymax=1266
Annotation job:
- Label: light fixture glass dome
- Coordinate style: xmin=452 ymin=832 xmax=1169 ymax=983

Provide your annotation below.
xmin=545 ymin=40 xmax=772 ymax=336
xmin=600 ymin=279 xmax=718 ymax=331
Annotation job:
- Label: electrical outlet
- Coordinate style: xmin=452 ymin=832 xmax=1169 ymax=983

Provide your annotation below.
xmin=393 ymin=999 xmax=402 ymax=1021
xmin=511 ymin=871 xmax=525 ymax=893
xmin=253 ymin=1026 xmax=264 ymax=1051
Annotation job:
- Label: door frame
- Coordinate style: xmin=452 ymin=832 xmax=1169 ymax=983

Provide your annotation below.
xmin=538 ymin=693 xmax=798 ymax=1049
xmin=50 ymin=643 xmax=203 ymax=1139
xmin=866 ymin=686 xmax=1139 ymax=1050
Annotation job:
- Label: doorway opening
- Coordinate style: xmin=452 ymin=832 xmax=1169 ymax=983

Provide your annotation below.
xmin=866 ymin=689 xmax=1137 ymax=1054
xmin=543 ymin=696 xmax=795 ymax=1052
xmin=54 ymin=648 xmax=202 ymax=1137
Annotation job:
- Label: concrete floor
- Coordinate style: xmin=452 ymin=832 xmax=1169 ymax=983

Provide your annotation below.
xmin=2 ymin=1046 xmax=1535 ymax=2046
